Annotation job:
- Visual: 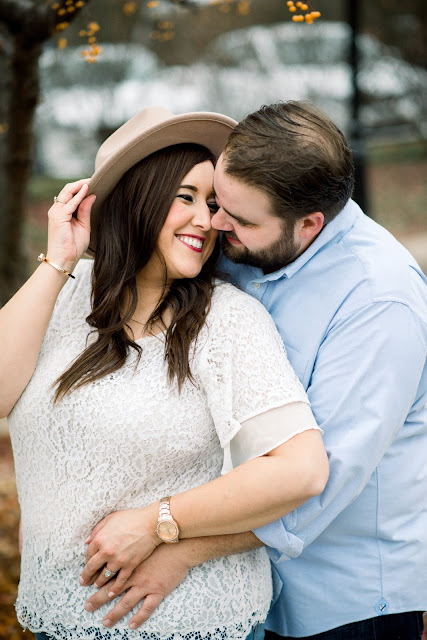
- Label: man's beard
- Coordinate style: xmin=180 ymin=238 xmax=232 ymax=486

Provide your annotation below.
xmin=221 ymin=224 xmax=300 ymax=274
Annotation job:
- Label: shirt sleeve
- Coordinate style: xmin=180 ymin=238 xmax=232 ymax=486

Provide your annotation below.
xmin=197 ymin=288 xmax=314 ymax=470
xmin=254 ymin=301 xmax=427 ymax=562
xmin=230 ymin=401 xmax=320 ymax=467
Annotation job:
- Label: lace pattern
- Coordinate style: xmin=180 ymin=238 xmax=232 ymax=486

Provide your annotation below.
xmin=9 ymin=260 xmax=308 ymax=640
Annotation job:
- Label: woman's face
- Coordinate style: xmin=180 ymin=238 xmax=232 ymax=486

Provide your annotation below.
xmin=144 ymin=160 xmax=218 ymax=283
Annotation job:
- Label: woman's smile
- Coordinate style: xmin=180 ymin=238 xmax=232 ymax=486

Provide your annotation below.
xmin=175 ymin=234 xmax=205 ymax=253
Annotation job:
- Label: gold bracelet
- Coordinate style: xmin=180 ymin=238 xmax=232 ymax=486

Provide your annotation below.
xmin=37 ymin=253 xmax=75 ymax=279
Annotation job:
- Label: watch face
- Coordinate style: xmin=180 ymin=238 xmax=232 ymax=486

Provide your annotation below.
xmin=157 ymin=520 xmax=178 ymax=542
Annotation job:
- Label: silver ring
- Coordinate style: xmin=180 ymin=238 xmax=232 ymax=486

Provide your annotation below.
xmin=103 ymin=567 xmax=117 ymax=579
xmin=54 ymin=195 xmax=66 ymax=204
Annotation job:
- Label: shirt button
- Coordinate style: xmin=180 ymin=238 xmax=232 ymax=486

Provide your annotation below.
xmin=253 ymin=282 xmax=261 ymax=289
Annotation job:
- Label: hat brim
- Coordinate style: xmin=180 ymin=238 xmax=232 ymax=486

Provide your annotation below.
xmin=87 ymin=111 xmax=237 ymax=254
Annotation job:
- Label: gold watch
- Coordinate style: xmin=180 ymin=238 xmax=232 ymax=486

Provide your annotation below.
xmin=156 ymin=496 xmax=180 ymax=543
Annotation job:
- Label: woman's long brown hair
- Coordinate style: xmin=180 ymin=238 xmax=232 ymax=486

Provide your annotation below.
xmin=54 ymin=144 xmax=219 ymax=401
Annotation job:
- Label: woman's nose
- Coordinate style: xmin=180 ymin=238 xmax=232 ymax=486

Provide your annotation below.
xmin=192 ymin=203 xmax=213 ymax=231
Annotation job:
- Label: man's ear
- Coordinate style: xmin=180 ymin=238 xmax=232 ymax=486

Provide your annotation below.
xmin=296 ymin=212 xmax=324 ymax=241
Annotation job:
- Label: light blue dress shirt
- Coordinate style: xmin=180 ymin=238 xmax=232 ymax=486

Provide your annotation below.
xmin=219 ymin=199 xmax=427 ymax=637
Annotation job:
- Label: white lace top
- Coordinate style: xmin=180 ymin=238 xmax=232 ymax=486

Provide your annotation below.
xmin=9 ymin=259 xmax=313 ymax=640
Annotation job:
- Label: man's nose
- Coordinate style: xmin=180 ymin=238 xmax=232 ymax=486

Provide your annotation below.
xmin=211 ymin=208 xmax=234 ymax=232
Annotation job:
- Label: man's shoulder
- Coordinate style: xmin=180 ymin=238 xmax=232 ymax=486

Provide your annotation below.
xmin=336 ymin=212 xmax=426 ymax=311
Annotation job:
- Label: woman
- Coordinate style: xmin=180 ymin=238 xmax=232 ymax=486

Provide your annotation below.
xmin=1 ymin=107 xmax=328 ymax=640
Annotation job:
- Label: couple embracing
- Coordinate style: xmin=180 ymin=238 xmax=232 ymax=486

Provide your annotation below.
xmin=1 ymin=101 xmax=426 ymax=640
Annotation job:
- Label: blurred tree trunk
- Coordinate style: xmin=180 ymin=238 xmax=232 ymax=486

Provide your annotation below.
xmin=0 ymin=0 xmax=88 ymax=306
xmin=0 ymin=25 xmax=12 ymax=278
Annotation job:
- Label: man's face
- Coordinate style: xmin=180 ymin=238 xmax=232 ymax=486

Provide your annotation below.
xmin=212 ymin=154 xmax=301 ymax=273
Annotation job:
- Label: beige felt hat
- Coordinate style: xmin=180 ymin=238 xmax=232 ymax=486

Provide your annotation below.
xmin=87 ymin=106 xmax=237 ymax=253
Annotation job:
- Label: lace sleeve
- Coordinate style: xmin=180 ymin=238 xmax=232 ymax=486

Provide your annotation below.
xmin=197 ymin=285 xmax=310 ymax=458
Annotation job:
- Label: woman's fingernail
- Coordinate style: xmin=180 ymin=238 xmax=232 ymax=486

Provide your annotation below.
xmin=79 ymin=576 xmax=85 ymax=585
xmin=129 ymin=622 xmax=137 ymax=629
xmin=85 ymin=536 xmax=91 ymax=543
xmin=84 ymin=603 xmax=94 ymax=612
xmin=103 ymin=618 xmax=112 ymax=627
xmin=94 ymin=582 xmax=99 ymax=588
xmin=108 ymin=591 xmax=114 ymax=598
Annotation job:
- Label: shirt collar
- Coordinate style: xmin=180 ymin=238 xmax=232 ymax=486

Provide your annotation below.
xmin=250 ymin=198 xmax=362 ymax=283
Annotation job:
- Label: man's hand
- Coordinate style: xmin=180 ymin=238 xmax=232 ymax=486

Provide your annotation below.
xmin=84 ymin=542 xmax=193 ymax=630
xmin=83 ymin=532 xmax=262 ymax=630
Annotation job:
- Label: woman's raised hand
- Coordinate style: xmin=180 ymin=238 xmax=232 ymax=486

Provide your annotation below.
xmin=46 ymin=179 xmax=95 ymax=272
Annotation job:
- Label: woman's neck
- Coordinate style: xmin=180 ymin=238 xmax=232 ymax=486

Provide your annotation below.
xmin=125 ymin=271 xmax=173 ymax=339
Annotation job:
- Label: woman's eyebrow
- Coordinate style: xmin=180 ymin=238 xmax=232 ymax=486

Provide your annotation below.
xmin=179 ymin=184 xmax=198 ymax=192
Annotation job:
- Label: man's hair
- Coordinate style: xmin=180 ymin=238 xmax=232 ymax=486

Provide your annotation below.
xmin=223 ymin=101 xmax=355 ymax=225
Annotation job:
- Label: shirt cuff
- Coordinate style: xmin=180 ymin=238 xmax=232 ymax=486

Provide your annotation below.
xmin=230 ymin=401 xmax=321 ymax=468
xmin=254 ymin=517 xmax=304 ymax=563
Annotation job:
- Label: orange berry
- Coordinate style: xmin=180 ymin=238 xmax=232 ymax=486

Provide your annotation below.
xmin=88 ymin=36 xmax=96 ymax=43
xmin=88 ymin=21 xmax=100 ymax=31
xmin=75 ymin=1 xmax=85 ymax=6
xmin=67 ymin=6 xmax=76 ymax=11
xmin=147 ymin=0 xmax=159 ymax=6
xmin=123 ymin=1 xmax=137 ymax=14
xmin=237 ymin=0 xmax=250 ymax=15
xmin=56 ymin=21 xmax=69 ymax=30
xmin=51 ymin=2 xmax=60 ymax=8
xmin=289 ymin=5 xmax=296 ymax=11
xmin=287 ymin=1 xmax=294 ymax=4
xmin=58 ymin=37 xmax=68 ymax=49
xmin=57 ymin=8 xmax=66 ymax=15
xmin=311 ymin=10 xmax=321 ymax=18
xmin=79 ymin=30 xmax=87 ymax=36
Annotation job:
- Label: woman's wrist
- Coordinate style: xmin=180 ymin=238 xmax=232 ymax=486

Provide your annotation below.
xmin=45 ymin=253 xmax=78 ymax=275
xmin=143 ymin=502 xmax=164 ymax=548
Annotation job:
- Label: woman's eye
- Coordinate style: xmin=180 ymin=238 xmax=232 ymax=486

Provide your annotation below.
xmin=208 ymin=201 xmax=219 ymax=214
xmin=177 ymin=194 xmax=194 ymax=203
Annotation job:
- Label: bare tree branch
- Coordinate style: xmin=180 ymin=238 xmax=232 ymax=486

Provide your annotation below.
xmin=0 ymin=0 xmax=87 ymax=43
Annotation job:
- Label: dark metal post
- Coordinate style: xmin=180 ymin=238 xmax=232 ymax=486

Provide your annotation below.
xmin=349 ymin=0 xmax=369 ymax=214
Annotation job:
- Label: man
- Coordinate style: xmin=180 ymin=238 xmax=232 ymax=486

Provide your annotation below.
xmin=84 ymin=102 xmax=427 ymax=639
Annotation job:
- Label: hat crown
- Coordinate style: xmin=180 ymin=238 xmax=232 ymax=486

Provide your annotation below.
xmin=95 ymin=106 xmax=175 ymax=170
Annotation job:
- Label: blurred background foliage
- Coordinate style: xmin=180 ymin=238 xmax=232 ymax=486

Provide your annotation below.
xmin=0 ymin=0 xmax=426 ymax=304
xmin=0 ymin=0 xmax=426 ymax=637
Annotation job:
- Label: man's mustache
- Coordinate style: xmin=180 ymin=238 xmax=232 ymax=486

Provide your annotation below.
xmin=224 ymin=231 xmax=240 ymax=241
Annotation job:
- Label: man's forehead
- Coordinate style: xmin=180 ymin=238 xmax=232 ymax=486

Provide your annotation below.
xmin=214 ymin=159 xmax=274 ymax=220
